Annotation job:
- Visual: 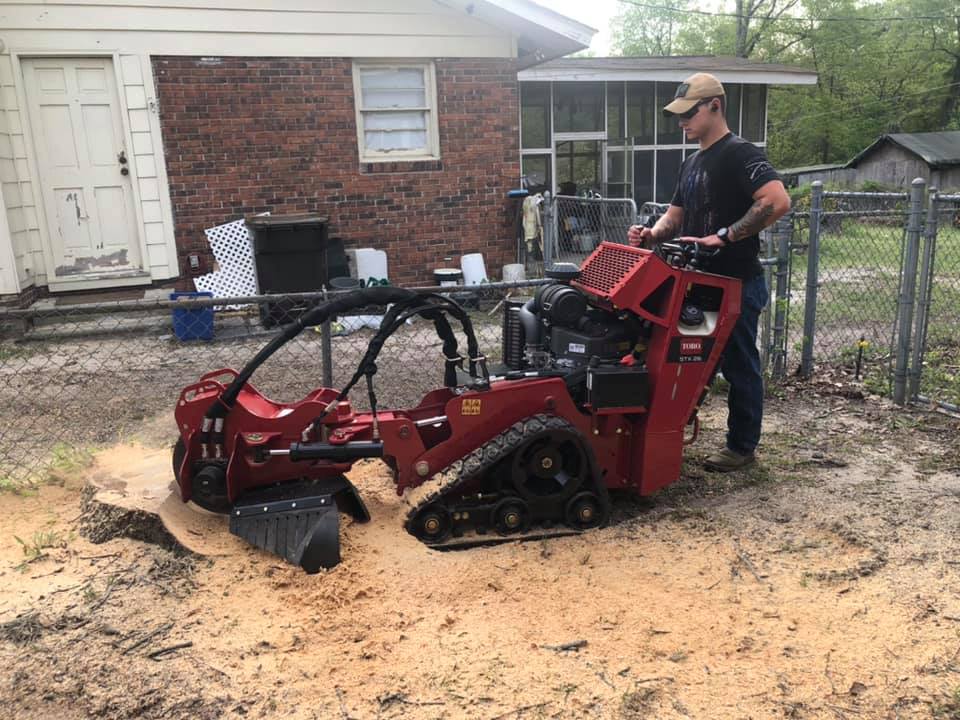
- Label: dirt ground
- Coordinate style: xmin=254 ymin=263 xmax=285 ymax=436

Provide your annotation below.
xmin=2 ymin=378 xmax=960 ymax=720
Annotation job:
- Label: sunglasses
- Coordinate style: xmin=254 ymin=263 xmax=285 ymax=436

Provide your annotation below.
xmin=676 ymin=100 xmax=709 ymax=120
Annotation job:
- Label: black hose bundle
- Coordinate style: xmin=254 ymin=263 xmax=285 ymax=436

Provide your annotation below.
xmin=202 ymin=287 xmax=484 ymax=446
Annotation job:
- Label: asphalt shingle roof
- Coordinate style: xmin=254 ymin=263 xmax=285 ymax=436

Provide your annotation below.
xmin=850 ymin=132 xmax=960 ymax=168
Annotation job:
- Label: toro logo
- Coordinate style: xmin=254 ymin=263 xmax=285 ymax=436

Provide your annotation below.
xmin=668 ymin=336 xmax=715 ymax=363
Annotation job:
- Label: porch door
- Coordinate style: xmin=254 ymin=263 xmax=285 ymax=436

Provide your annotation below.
xmin=22 ymin=57 xmax=143 ymax=282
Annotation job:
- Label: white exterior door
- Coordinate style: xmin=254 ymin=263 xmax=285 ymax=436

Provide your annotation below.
xmin=22 ymin=57 xmax=144 ymax=283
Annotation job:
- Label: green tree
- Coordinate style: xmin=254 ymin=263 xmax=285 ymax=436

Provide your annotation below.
xmin=611 ymin=0 xmax=695 ymax=56
xmin=609 ymin=0 xmax=960 ymax=169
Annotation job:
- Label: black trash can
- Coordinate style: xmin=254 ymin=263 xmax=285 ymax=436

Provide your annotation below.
xmin=246 ymin=214 xmax=348 ymax=326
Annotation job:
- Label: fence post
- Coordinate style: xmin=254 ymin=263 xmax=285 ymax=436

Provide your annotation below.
xmin=800 ymin=182 xmax=823 ymax=379
xmin=893 ymin=177 xmax=925 ymax=405
xmin=321 ymin=287 xmax=333 ymax=388
xmin=760 ymin=227 xmax=774 ymax=374
xmin=908 ymin=187 xmax=939 ymax=402
xmin=542 ymin=191 xmax=555 ymax=268
xmin=771 ymin=214 xmax=791 ymax=380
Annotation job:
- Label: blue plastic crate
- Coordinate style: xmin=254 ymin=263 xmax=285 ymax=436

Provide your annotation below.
xmin=170 ymin=291 xmax=214 ymax=341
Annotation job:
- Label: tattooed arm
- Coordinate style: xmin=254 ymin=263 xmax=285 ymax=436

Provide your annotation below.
xmin=628 ymin=205 xmax=684 ymax=248
xmin=649 ymin=205 xmax=684 ymax=243
xmin=728 ymin=180 xmax=791 ymax=242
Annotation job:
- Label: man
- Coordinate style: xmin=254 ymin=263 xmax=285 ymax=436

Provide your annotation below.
xmin=628 ymin=72 xmax=791 ymax=472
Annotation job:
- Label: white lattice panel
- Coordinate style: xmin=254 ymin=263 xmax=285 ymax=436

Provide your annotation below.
xmin=193 ymin=217 xmax=267 ymax=308
xmin=195 ymin=218 xmax=259 ymax=298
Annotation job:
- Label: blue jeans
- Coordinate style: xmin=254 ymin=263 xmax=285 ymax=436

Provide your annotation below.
xmin=721 ymin=274 xmax=769 ymax=455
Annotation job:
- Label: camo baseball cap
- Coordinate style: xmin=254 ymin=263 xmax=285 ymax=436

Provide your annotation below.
xmin=662 ymin=72 xmax=725 ymax=116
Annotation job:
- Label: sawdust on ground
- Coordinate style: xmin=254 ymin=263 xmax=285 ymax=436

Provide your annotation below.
xmin=2 ymin=384 xmax=960 ymax=720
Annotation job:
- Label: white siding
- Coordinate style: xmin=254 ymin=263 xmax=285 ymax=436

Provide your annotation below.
xmin=0 ymin=0 xmax=521 ymax=293
xmin=0 ymin=1 xmax=513 ymax=58
xmin=119 ymin=53 xmax=177 ymax=278
xmin=0 ymin=53 xmax=34 ymax=292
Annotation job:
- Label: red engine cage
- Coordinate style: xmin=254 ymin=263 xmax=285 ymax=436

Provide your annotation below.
xmin=173 ymin=242 xmax=742 ymax=506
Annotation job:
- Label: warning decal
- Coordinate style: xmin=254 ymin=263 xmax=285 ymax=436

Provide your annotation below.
xmin=461 ymin=399 xmax=482 ymax=415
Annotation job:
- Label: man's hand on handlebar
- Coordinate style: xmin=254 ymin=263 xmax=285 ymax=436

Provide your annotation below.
xmin=627 ymin=224 xmax=653 ymax=248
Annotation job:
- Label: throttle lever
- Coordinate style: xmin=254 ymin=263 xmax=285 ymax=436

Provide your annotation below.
xmin=656 ymin=239 xmax=720 ymax=269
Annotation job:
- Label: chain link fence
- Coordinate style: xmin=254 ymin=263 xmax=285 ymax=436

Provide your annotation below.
xmin=796 ymin=187 xmax=911 ymax=391
xmin=0 ymin=282 xmax=545 ymax=484
xmin=779 ymin=180 xmax=960 ymax=410
xmin=912 ymin=193 xmax=960 ymax=408
xmin=3 ymin=180 xmax=957 ymax=485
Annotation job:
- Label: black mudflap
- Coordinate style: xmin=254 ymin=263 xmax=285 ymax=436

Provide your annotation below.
xmin=229 ymin=476 xmax=370 ymax=573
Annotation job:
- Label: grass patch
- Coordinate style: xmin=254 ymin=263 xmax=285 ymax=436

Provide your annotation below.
xmin=917 ymin=339 xmax=960 ymax=406
xmin=46 ymin=443 xmax=95 ymax=484
xmin=14 ymin=529 xmax=67 ymax=565
xmin=0 ymin=342 xmax=28 ymax=362
xmin=932 ymin=686 xmax=960 ymax=719
xmin=0 ymin=474 xmax=35 ymax=496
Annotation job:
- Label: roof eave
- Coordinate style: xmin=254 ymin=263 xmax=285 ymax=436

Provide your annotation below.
xmin=443 ymin=0 xmax=594 ymax=68
xmin=517 ymin=66 xmax=817 ymax=84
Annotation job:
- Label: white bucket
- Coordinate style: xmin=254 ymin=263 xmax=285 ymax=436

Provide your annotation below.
xmin=502 ymin=263 xmax=526 ymax=282
xmin=434 ymin=268 xmax=463 ymax=287
xmin=346 ymin=248 xmax=388 ymax=285
xmin=460 ymin=253 xmax=488 ymax=286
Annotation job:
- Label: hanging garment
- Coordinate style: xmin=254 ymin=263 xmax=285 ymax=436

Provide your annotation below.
xmin=522 ymin=194 xmax=544 ymax=259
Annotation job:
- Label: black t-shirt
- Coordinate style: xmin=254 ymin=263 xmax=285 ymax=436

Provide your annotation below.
xmin=671 ymin=133 xmax=781 ymax=279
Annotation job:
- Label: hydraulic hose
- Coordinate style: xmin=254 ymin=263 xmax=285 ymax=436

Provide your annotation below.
xmin=202 ymin=287 xmax=484 ymax=448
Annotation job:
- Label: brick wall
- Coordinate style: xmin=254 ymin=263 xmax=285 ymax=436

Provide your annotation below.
xmin=152 ymin=57 xmax=520 ymax=288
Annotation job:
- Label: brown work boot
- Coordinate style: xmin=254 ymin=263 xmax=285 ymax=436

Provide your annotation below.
xmin=704 ymin=447 xmax=755 ymax=473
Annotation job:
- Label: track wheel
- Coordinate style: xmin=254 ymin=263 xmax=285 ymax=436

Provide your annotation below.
xmin=510 ymin=428 xmax=588 ymax=503
xmin=411 ymin=504 xmax=452 ymax=544
xmin=492 ymin=497 xmax=530 ymax=536
xmin=565 ymin=491 xmax=604 ymax=530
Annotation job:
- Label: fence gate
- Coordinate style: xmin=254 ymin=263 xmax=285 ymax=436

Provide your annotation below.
xmin=794 ymin=183 xmax=914 ymax=393
xmin=541 ymin=195 xmax=637 ymax=266
xmin=911 ymin=192 xmax=960 ymax=410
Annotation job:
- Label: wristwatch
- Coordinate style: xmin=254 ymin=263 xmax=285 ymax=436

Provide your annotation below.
xmin=716 ymin=227 xmax=731 ymax=245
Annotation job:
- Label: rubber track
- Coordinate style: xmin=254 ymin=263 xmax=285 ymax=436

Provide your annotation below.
xmin=402 ymin=414 xmax=587 ymax=541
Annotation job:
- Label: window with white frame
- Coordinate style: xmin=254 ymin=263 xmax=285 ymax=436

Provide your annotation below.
xmin=353 ymin=62 xmax=440 ymax=162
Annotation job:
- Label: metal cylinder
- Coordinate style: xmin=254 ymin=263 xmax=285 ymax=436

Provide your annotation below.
xmin=772 ymin=215 xmax=791 ymax=380
xmin=800 ymin=182 xmax=823 ymax=379
xmin=908 ymin=187 xmax=939 ymax=402
xmin=893 ymin=178 xmax=925 ymax=405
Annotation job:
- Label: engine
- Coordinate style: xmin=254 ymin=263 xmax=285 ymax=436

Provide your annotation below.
xmin=500 ymin=263 xmax=652 ymax=415
xmin=503 ymin=264 xmax=642 ymax=371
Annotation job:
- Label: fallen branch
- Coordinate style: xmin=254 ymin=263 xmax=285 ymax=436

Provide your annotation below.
xmin=147 ymin=641 xmax=193 ymax=660
xmin=123 ymin=622 xmax=174 ymax=655
xmin=824 ymin=650 xmax=837 ymax=694
xmin=733 ymin=539 xmax=766 ymax=583
xmin=541 ymin=640 xmax=587 ymax=652
xmin=30 ymin=567 xmax=64 ymax=579
xmin=335 ymin=687 xmax=351 ymax=720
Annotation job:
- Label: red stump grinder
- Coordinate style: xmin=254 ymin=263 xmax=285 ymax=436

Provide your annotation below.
xmin=173 ymin=241 xmax=742 ymax=572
